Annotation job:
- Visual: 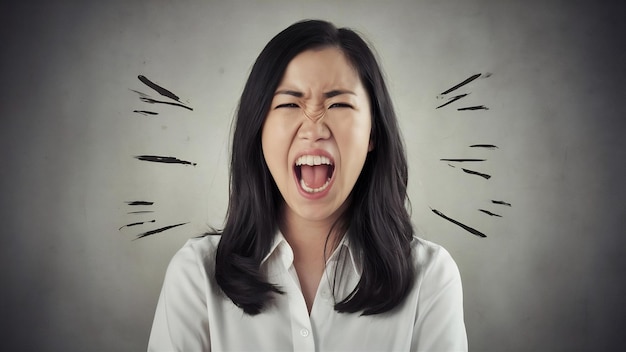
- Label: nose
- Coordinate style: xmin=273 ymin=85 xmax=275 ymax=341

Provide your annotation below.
xmin=302 ymin=107 xmax=326 ymax=122
xmin=298 ymin=107 xmax=330 ymax=141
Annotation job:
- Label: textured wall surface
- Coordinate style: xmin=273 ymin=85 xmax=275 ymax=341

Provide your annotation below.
xmin=1 ymin=0 xmax=624 ymax=351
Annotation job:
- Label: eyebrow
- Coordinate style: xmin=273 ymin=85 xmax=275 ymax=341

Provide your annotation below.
xmin=273 ymin=89 xmax=356 ymax=98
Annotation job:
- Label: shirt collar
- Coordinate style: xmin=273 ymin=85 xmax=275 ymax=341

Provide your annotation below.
xmin=261 ymin=231 xmax=293 ymax=270
xmin=261 ymin=229 xmax=362 ymax=277
xmin=327 ymin=232 xmax=362 ymax=276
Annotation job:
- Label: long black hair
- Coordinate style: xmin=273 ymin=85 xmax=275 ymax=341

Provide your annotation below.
xmin=214 ymin=19 xmax=414 ymax=316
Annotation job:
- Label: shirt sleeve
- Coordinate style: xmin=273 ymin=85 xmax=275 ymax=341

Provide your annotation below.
xmin=411 ymin=245 xmax=468 ymax=352
xmin=148 ymin=241 xmax=211 ymax=352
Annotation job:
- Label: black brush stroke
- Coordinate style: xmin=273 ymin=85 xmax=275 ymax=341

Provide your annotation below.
xmin=127 ymin=211 xmax=155 ymax=214
xmin=470 ymin=144 xmax=498 ymax=149
xmin=440 ymin=73 xmax=481 ymax=95
xmin=126 ymin=201 xmax=154 ymax=206
xmin=138 ymin=75 xmax=181 ymax=102
xmin=440 ymin=158 xmax=486 ymax=162
xmin=431 ymin=208 xmax=487 ymax=238
xmin=134 ymin=222 xmax=189 ymax=240
xmin=492 ymin=200 xmax=512 ymax=207
xmin=135 ymin=155 xmax=197 ymax=166
xmin=130 ymin=89 xmax=149 ymax=97
xmin=479 ymin=209 xmax=502 ymax=217
xmin=462 ymin=168 xmax=491 ymax=179
xmin=119 ymin=220 xmax=156 ymax=231
xmin=436 ymin=93 xmax=469 ymax=109
xmin=458 ymin=105 xmax=489 ymax=111
xmin=133 ymin=110 xmax=159 ymax=116
xmin=140 ymin=97 xmax=193 ymax=111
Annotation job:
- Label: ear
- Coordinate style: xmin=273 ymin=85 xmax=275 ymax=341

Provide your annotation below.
xmin=368 ymin=138 xmax=374 ymax=152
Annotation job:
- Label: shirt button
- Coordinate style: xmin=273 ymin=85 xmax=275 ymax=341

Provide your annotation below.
xmin=300 ymin=328 xmax=310 ymax=337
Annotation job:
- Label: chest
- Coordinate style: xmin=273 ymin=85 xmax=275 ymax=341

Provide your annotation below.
xmin=205 ymin=262 xmax=417 ymax=351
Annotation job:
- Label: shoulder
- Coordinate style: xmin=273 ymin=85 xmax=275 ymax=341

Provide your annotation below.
xmin=411 ymin=236 xmax=459 ymax=270
xmin=410 ymin=236 xmax=462 ymax=292
xmin=163 ymin=235 xmax=221 ymax=283
xmin=171 ymin=234 xmax=220 ymax=262
xmin=408 ymin=237 xmax=468 ymax=350
xmin=148 ymin=235 xmax=221 ymax=351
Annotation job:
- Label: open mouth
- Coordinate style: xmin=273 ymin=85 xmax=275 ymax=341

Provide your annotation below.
xmin=294 ymin=155 xmax=335 ymax=194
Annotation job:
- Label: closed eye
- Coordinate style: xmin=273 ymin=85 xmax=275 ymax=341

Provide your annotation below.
xmin=275 ymin=103 xmax=299 ymax=109
xmin=328 ymin=103 xmax=353 ymax=109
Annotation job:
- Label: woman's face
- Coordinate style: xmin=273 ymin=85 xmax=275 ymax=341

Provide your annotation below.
xmin=261 ymin=47 xmax=372 ymax=224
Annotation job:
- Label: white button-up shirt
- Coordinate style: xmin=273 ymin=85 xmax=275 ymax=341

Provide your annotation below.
xmin=148 ymin=233 xmax=467 ymax=351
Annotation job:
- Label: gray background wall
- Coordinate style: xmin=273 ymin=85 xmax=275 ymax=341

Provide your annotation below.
xmin=1 ymin=0 xmax=624 ymax=351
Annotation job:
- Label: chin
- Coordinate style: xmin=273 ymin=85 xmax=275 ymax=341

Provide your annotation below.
xmin=293 ymin=196 xmax=348 ymax=223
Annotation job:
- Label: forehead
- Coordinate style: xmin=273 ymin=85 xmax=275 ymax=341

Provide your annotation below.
xmin=277 ymin=47 xmax=363 ymax=95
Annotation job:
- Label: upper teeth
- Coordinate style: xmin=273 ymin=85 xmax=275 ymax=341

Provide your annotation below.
xmin=295 ymin=155 xmax=332 ymax=166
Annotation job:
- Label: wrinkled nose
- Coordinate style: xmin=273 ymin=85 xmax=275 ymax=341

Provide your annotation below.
xmin=298 ymin=107 xmax=330 ymax=141
xmin=302 ymin=107 xmax=326 ymax=122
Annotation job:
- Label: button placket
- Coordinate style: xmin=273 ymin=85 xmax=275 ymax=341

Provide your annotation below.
xmin=283 ymin=261 xmax=316 ymax=351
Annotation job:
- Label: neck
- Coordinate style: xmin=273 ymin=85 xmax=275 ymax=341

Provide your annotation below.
xmin=279 ymin=205 xmax=346 ymax=262
xmin=279 ymin=204 xmax=349 ymax=314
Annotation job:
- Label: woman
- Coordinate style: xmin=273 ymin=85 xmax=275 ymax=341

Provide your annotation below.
xmin=148 ymin=19 xmax=467 ymax=351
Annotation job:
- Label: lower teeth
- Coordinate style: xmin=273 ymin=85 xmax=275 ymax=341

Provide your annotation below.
xmin=300 ymin=178 xmax=331 ymax=193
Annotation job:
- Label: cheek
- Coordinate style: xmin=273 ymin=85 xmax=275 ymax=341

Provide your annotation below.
xmin=336 ymin=116 xmax=372 ymax=176
xmin=338 ymin=115 xmax=372 ymax=151
xmin=261 ymin=117 xmax=293 ymax=177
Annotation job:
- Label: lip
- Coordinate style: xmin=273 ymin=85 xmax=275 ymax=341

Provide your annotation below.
xmin=292 ymin=149 xmax=336 ymax=200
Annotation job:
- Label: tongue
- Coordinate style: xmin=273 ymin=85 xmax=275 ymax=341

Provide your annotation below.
xmin=300 ymin=165 xmax=329 ymax=189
